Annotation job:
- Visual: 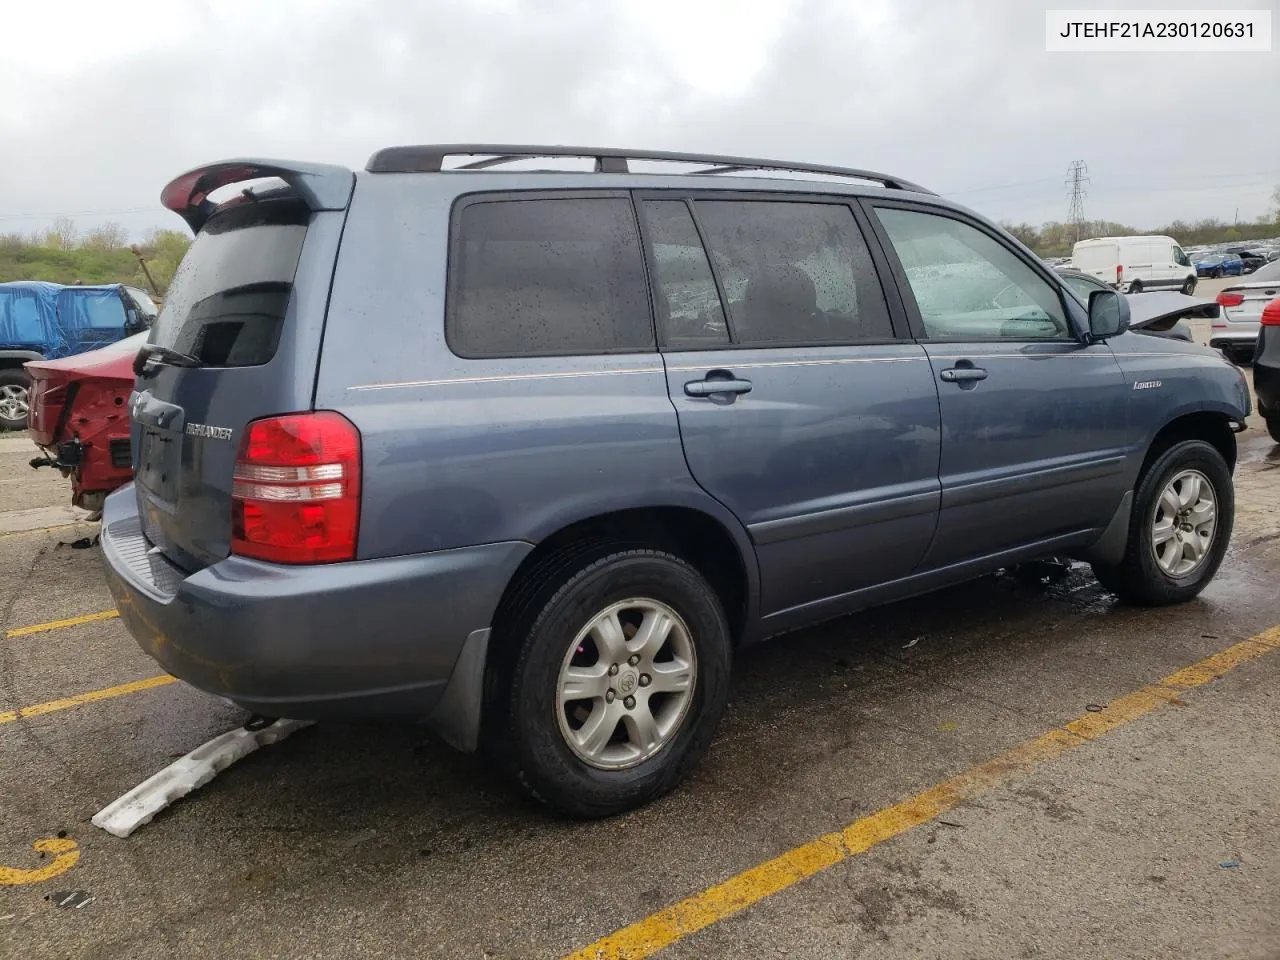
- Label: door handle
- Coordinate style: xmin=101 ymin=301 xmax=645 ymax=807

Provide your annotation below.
xmin=939 ymin=367 xmax=988 ymax=383
xmin=684 ymin=375 xmax=753 ymax=398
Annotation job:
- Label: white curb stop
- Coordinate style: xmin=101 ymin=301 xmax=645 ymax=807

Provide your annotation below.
xmin=92 ymin=719 xmax=314 ymax=838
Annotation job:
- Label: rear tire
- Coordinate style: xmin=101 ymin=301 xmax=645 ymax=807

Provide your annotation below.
xmin=1180 ymin=277 xmax=1196 ymax=296
xmin=494 ymin=549 xmax=731 ymax=818
xmin=1212 ymin=268 xmax=1223 ymax=279
xmin=0 ymin=369 xmax=31 ymax=431
xmin=1091 ymin=440 xmax=1233 ymax=605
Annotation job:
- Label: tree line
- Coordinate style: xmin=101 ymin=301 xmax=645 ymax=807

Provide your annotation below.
xmin=1004 ymin=186 xmax=1280 ymax=257
xmin=0 ymin=218 xmax=191 ymax=296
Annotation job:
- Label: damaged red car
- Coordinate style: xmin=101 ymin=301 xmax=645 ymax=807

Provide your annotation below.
xmin=26 ymin=332 xmax=146 ymax=517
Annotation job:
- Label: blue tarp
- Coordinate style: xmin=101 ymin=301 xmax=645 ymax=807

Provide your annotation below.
xmin=0 ymin=281 xmax=130 ymax=359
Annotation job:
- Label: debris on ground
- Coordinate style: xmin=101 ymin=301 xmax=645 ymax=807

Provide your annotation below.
xmin=91 ymin=719 xmax=313 ymax=838
xmin=48 ymin=891 xmax=93 ymax=909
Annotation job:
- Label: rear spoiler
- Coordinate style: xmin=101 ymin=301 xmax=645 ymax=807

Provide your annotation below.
xmin=160 ymin=159 xmax=355 ymax=234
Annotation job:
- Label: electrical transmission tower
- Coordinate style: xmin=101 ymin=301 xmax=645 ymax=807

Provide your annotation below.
xmin=1066 ymin=160 xmax=1090 ymax=243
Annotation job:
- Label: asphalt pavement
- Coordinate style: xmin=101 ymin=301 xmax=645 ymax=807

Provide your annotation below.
xmin=1 ymin=371 xmax=1278 ymax=960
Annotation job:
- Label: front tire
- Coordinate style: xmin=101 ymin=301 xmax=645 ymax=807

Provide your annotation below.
xmin=1091 ymin=440 xmax=1233 ymax=605
xmin=0 ymin=369 xmax=30 ymax=431
xmin=1128 ymin=280 xmax=1143 ymax=294
xmin=496 ymin=549 xmax=731 ymax=818
xmin=1180 ymin=277 xmax=1196 ymax=295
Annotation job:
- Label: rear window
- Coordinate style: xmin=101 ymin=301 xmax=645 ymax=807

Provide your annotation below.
xmin=446 ymin=197 xmax=654 ymax=358
xmin=150 ymin=199 xmax=307 ymax=367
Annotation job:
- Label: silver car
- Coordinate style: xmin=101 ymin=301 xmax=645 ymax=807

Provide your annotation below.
xmin=1212 ymin=259 xmax=1280 ymax=364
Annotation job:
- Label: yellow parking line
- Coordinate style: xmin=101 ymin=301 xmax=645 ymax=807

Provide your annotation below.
xmin=0 ymin=675 xmax=176 ymax=725
xmin=4 ymin=609 xmax=119 ymax=640
xmin=0 ymin=837 xmax=81 ymax=886
xmin=564 ymin=625 xmax=1280 ymax=960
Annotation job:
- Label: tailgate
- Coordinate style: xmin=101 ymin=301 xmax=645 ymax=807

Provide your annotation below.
xmin=132 ymin=160 xmax=353 ymax=572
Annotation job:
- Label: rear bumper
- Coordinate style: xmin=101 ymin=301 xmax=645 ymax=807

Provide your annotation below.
xmin=99 ymin=485 xmax=531 ymax=731
xmin=1209 ymin=331 xmax=1259 ymax=350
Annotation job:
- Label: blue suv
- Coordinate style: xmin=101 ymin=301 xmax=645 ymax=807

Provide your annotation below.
xmin=101 ymin=146 xmax=1251 ymax=816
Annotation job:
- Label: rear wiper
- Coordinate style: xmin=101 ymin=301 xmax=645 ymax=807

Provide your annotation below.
xmin=134 ymin=344 xmax=199 ymax=376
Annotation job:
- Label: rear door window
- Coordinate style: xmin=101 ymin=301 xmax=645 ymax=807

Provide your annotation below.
xmin=688 ymin=200 xmax=893 ymax=346
xmin=638 ymin=200 xmax=730 ymax=350
xmin=151 ymin=199 xmax=308 ymax=367
xmin=447 ymin=196 xmax=654 ymax=358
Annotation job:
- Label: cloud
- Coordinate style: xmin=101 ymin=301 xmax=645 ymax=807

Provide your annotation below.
xmin=2 ymin=0 xmax=1276 ymax=238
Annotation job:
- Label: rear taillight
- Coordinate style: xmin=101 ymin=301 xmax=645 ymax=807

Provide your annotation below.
xmin=1262 ymin=298 xmax=1280 ymax=327
xmin=231 ymin=412 xmax=361 ymax=564
xmin=1216 ymin=292 xmax=1244 ymax=307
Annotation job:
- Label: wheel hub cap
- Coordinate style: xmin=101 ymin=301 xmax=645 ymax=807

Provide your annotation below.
xmin=556 ymin=598 xmax=697 ymax=771
xmin=0 ymin=384 xmax=28 ymax=421
xmin=1151 ymin=469 xmax=1217 ymax=577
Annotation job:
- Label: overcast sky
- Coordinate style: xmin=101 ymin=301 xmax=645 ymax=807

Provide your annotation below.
xmin=3 ymin=0 xmax=1277 ymax=240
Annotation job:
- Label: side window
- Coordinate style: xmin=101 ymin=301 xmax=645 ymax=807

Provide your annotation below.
xmin=691 ymin=201 xmax=893 ymax=346
xmin=447 ymin=197 xmax=654 ymax=358
xmin=639 ymin=201 xmax=730 ymax=349
xmin=875 ymin=208 xmax=1071 ymax=340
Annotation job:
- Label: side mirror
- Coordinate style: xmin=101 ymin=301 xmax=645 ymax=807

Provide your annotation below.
xmin=1088 ymin=289 xmax=1130 ymax=340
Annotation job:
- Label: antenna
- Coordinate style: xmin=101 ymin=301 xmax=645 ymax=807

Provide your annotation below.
xmin=1066 ymin=160 xmax=1090 ymax=244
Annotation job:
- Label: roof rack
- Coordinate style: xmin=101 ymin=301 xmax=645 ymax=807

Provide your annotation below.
xmin=364 ymin=144 xmax=932 ymax=194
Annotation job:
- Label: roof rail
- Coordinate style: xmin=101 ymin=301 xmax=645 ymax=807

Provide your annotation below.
xmin=364 ymin=144 xmax=932 ymax=194
xmin=160 ymin=158 xmax=355 ymax=233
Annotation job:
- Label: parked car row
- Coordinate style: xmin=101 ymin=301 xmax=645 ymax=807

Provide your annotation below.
xmin=1185 ymin=243 xmax=1280 ymax=275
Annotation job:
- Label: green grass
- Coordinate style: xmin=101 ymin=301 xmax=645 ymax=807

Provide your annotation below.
xmin=0 ymin=230 xmax=190 ymax=296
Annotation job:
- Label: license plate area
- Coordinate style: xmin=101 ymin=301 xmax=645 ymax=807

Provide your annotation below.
xmin=137 ymin=427 xmax=182 ymax=503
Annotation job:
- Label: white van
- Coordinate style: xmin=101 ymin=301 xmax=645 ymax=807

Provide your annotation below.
xmin=1071 ymin=236 xmax=1197 ymax=295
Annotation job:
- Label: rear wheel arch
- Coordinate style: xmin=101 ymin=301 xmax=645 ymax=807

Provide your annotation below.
xmin=480 ymin=505 xmax=756 ymax=744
